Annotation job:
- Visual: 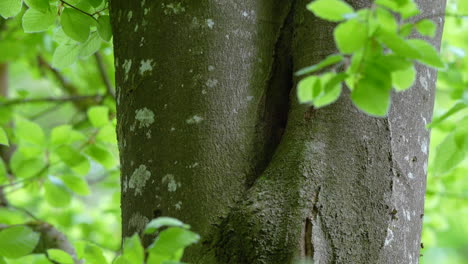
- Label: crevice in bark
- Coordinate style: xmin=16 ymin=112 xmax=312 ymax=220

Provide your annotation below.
xmin=304 ymin=186 xmax=320 ymax=259
xmin=304 ymin=218 xmax=313 ymax=257
xmin=246 ymin=1 xmax=296 ymax=189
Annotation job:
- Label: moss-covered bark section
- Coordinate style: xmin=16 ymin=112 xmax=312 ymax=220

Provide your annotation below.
xmin=111 ymin=0 xmax=445 ymax=263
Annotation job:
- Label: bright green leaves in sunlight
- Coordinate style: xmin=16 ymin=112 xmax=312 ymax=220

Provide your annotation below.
xmin=22 ymin=7 xmax=56 ymax=33
xmin=295 ymin=54 xmax=343 ymax=76
xmin=299 ymin=0 xmax=443 ymax=116
xmin=2 ymin=0 xmax=115 ymax=68
xmin=110 ymin=217 xmax=200 ymax=264
xmin=0 ymin=127 xmax=8 ymax=146
xmin=47 ymin=249 xmax=75 ymax=264
xmin=0 ymin=226 xmax=40 ymax=259
xmin=306 ymin=0 xmax=354 ymax=22
xmin=44 ymin=176 xmax=72 ymax=208
xmin=24 ymin=0 xmax=50 ymax=13
xmin=0 ymin=0 xmax=22 ymax=18
xmin=297 ymin=73 xmax=346 ymax=108
xmin=432 ymin=120 xmax=468 ymax=176
xmin=88 ymin=106 xmax=110 ymax=128
xmin=415 ymin=19 xmax=437 ymax=37
xmin=61 ymin=8 xmax=97 ymax=43
xmin=76 ymin=241 xmax=108 ymax=264
xmin=145 ymin=217 xmax=190 ymax=234
xmin=334 ymin=19 xmax=368 ymax=54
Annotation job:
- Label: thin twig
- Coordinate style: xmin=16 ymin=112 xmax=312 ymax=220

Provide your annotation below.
xmin=9 ymin=204 xmax=41 ymax=221
xmin=60 ymin=0 xmax=98 ymax=22
xmin=0 ymin=94 xmax=104 ymax=107
xmin=94 ymin=52 xmax=116 ymax=99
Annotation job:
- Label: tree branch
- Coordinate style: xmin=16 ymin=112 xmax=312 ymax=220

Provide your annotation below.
xmin=0 ymin=94 xmax=104 ymax=107
xmin=95 ymin=52 xmax=116 ymax=99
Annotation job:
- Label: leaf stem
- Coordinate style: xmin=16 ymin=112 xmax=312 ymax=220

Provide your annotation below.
xmin=60 ymin=0 xmax=98 ymax=22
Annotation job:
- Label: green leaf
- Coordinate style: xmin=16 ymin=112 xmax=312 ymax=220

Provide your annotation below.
xmin=52 ymin=43 xmax=81 ymax=68
xmin=0 ymin=0 xmax=22 ymax=18
xmin=113 ymin=256 xmax=132 ymax=264
xmin=55 ymin=145 xmax=90 ymax=175
xmin=295 ymin=54 xmax=343 ymax=76
xmin=122 ymin=235 xmax=144 ymax=264
xmin=10 ymin=151 xmax=46 ymax=179
xmin=85 ymin=144 xmax=115 ymax=169
xmin=351 ymin=61 xmax=392 ymax=116
xmin=53 ymin=27 xmax=77 ymax=45
xmin=61 ymin=174 xmax=90 ymax=196
xmin=399 ymin=0 xmax=419 ymax=19
xmin=297 ymin=76 xmax=321 ymax=104
xmin=24 ymin=0 xmax=49 ymax=13
xmin=97 ymin=15 xmax=112 ymax=42
xmin=378 ymin=55 xmax=413 ymax=72
xmin=334 ymin=19 xmax=368 ymax=54
xmin=50 ymin=125 xmax=86 ymax=146
xmin=60 ymin=7 xmax=96 ymax=42
xmin=22 ymin=7 xmax=56 ymax=33
xmin=47 ymin=249 xmax=74 ymax=264
xmin=306 ymin=0 xmax=354 ymax=22
xmin=415 ymin=19 xmax=436 ymax=37
xmin=87 ymin=106 xmax=109 ymax=128
xmin=432 ymin=131 xmax=466 ymax=176
xmin=0 ymin=225 xmax=40 ymax=259
xmin=376 ymin=29 xmax=421 ymax=59
xmin=392 ymin=65 xmax=416 ymax=91
xmin=44 ymin=176 xmax=72 ymax=208
xmin=399 ymin=23 xmax=413 ymax=37
xmin=15 ymin=117 xmax=45 ymax=146
xmin=375 ymin=7 xmax=397 ymax=33
xmin=96 ymin=124 xmax=117 ymax=144
xmin=148 ymin=227 xmax=200 ymax=256
xmin=85 ymin=0 xmax=103 ymax=8
xmin=79 ymin=32 xmax=101 ymax=58
xmin=0 ymin=159 xmax=6 ymax=185
xmin=407 ymin=39 xmax=444 ymax=68
xmin=428 ymin=101 xmax=468 ymax=128
xmin=81 ymin=243 xmax=108 ymax=264
xmin=314 ymin=73 xmax=347 ymax=107
xmin=145 ymin=217 xmax=190 ymax=235
xmin=0 ymin=127 xmax=8 ymax=146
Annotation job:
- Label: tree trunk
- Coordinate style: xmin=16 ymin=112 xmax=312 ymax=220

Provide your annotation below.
xmin=110 ymin=0 xmax=446 ymax=263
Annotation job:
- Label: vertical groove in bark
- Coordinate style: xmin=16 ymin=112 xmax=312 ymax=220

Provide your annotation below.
xmin=246 ymin=0 xmax=295 ymax=188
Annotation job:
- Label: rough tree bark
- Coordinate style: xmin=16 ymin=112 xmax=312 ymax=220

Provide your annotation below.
xmin=110 ymin=0 xmax=446 ymax=263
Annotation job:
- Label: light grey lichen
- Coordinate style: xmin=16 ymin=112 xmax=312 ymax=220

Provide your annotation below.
xmin=135 ymin=108 xmax=155 ymax=128
xmin=127 ymin=11 xmax=133 ymax=22
xmin=129 ymin=212 xmax=149 ymax=232
xmin=206 ymin=19 xmax=214 ymax=29
xmin=175 ymin=201 xmax=182 ymax=210
xmin=205 ymin=78 xmax=218 ymax=88
xmin=129 ymin=165 xmax=151 ymax=196
xmin=139 ymin=59 xmax=153 ymax=75
xmin=186 ymin=115 xmax=204 ymax=124
xmin=162 ymin=174 xmax=181 ymax=192
xmin=123 ymin=59 xmax=132 ymax=81
xmin=162 ymin=3 xmax=185 ymax=15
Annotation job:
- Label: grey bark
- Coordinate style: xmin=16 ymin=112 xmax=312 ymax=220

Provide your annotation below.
xmin=110 ymin=0 xmax=445 ymax=263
